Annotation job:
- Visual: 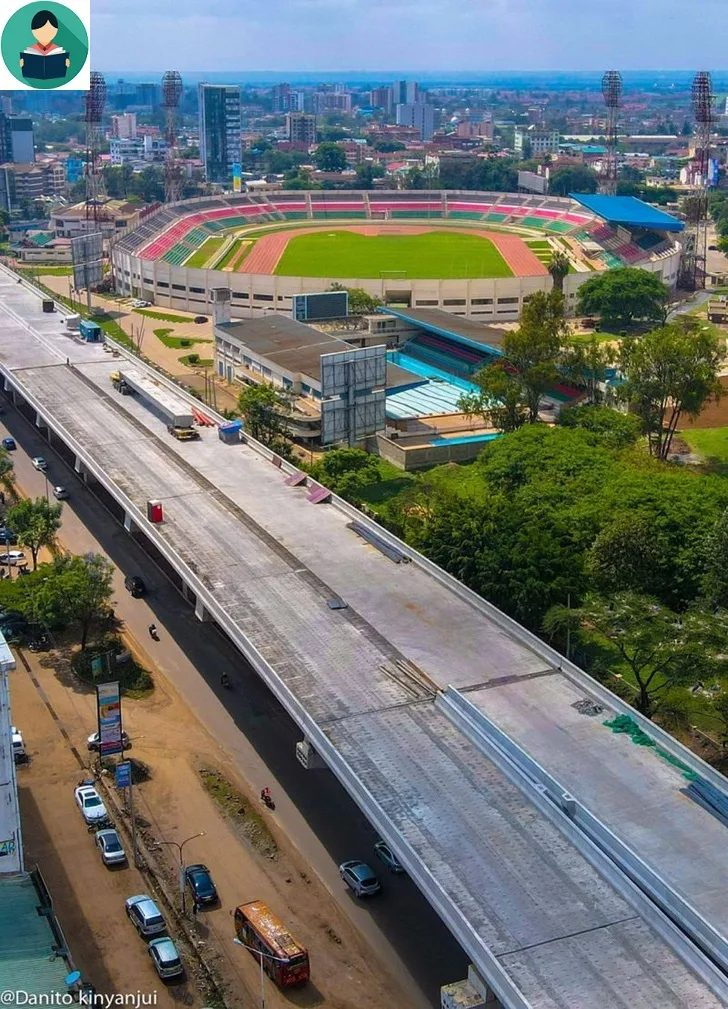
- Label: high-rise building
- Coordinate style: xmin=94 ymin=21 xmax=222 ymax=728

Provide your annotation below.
xmin=392 ymin=81 xmax=420 ymax=106
xmin=286 ymin=112 xmax=317 ymax=146
xmin=370 ymin=87 xmax=392 ymax=113
xmin=198 ymin=83 xmax=242 ymax=184
xmin=395 ymin=102 xmax=434 ymax=141
xmin=514 ymin=126 xmax=560 ymax=157
xmin=110 ymin=113 xmax=137 ymax=139
xmin=313 ymin=92 xmax=352 ymax=115
xmin=135 ymin=82 xmax=160 ymax=109
xmin=0 ymin=115 xmax=34 ymax=164
xmin=0 ymin=97 xmax=12 ymax=115
xmin=272 ymin=83 xmax=292 ymax=114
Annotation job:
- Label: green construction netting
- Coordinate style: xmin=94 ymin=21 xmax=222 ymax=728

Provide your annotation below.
xmin=603 ymin=714 xmax=698 ymax=780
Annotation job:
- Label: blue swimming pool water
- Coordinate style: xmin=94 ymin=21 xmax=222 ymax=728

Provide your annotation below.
xmin=388 ymin=351 xmax=480 ymax=394
xmin=429 ymin=433 xmax=501 ymax=446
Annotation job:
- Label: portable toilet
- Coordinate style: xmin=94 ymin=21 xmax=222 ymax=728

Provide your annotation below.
xmin=79 ymin=319 xmax=103 ymax=343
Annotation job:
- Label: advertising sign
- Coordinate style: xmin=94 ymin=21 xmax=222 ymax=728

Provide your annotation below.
xmin=115 ymin=761 xmax=131 ymax=788
xmin=232 ymin=162 xmax=241 ymax=193
xmin=96 ymin=680 xmax=123 ymax=757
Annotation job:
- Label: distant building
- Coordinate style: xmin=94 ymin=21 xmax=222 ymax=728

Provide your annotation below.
xmin=110 ymin=135 xmax=167 ymax=166
xmin=272 ymin=83 xmax=293 ymax=114
xmin=0 ymin=114 xmax=34 ymax=164
xmin=514 ymin=126 xmax=560 ymax=157
xmin=392 ymin=80 xmax=420 ymax=105
xmin=110 ymin=113 xmax=137 ymax=139
xmin=396 ymin=103 xmax=435 ymax=141
xmin=286 ymin=112 xmax=317 ymax=146
xmin=135 ymin=82 xmax=159 ymax=109
xmin=369 ymin=87 xmax=393 ymax=113
xmin=314 ymin=92 xmax=352 ymax=115
xmin=198 ymin=83 xmax=242 ymax=185
xmin=0 ymin=160 xmax=66 ymax=211
xmin=52 ymin=198 xmax=148 ymax=239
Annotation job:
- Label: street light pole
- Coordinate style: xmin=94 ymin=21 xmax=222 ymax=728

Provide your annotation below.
xmin=233 ymin=937 xmax=290 ymax=1009
xmin=158 ymin=832 xmax=205 ymax=915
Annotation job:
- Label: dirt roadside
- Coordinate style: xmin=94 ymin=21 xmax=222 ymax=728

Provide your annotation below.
xmin=11 ymin=634 xmax=415 ymax=1009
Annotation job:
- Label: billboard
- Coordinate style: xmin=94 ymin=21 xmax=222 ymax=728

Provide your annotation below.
xmin=66 ymin=158 xmax=85 ymax=183
xmin=232 ymin=162 xmax=242 ymax=193
xmin=292 ymin=290 xmax=349 ymax=322
xmin=320 ymin=344 xmax=387 ymax=399
xmin=71 ymin=231 xmax=103 ymax=290
xmin=518 ymin=170 xmax=548 ymax=195
xmin=96 ymin=680 xmax=124 ymax=757
xmin=321 ymin=390 xmax=385 ymax=445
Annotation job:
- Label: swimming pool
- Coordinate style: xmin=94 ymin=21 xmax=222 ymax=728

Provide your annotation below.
xmin=429 ymin=433 xmax=501 ymax=446
xmin=388 ymin=351 xmax=480 ymax=394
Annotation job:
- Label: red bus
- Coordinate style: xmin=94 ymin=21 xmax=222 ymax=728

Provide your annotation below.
xmin=234 ymin=901 xmax=310 ymax=987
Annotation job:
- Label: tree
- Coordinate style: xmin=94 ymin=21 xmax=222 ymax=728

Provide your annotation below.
xmin=549 ymin=165 xmax=599 ymax=196
xmin=314 ymin=142 xmax=347 ymax=173
xmin=619 ymin=322 xmax=723 ymax=460
xmin=354 ymin=163 xmax=375 ymax=189
xmin=560 ymin=336 xmax=614 ymax=404
xmin=459 ymin=291 xmax=570 ymax=428
xmin=6 ymin=497 xmax=62 ymax=570
xmin=558 ymin=404 xmax=641 ymax=448
xmin=576 ymin=268 xmax=669 ymax=328
xmin=309 ymin=448 xmax=380 ymax=500
xmin=0 ymin=450 xmax=13 ymax=498
xmin=547 ymin=250 xmax=570 ymax=294
xmin=703 ymin=507 xmax=728 ymax=610
xmin=544 ymin=593 xmax=728 ymax=718
xmin=237 ymin=382 xmax=292 ymax=452
xmin=329 ymin=283 xmax=383 ymax=315
xmin=57 ymin=553 xmax=115 ymax=650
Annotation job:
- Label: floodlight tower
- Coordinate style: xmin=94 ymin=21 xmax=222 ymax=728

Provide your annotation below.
xmin=162 ymin=70 xmax=184 ymax=204
xmin=84 ymin=71 xmax=107 ymax=225
xmin=680 ymin=71 xmax=713 ymax=290
xmin=600 ymin=70 xmax=622 ymax=195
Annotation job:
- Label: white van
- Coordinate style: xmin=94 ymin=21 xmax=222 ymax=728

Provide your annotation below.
xmin=11 ymin=726 xmax=26 ymax=763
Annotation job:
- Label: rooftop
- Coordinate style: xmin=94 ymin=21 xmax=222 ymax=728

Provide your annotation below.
xmin=570 ymin=193 xmax=685 ymax=232
xmin=0 ymin=873 xmax=72 ymax=998
xmin=379 ymin=306 xmax=507 ymax=355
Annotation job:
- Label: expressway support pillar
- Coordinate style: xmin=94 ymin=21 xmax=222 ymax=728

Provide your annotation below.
xmin=440 ymin=967 xmax=499 ymax=1009
xmin=194 ymin=597 xmax=212 ymax=622
xmin=295 ymin=738 xmax=327 ymax=770
xmin=35 ymin=410 xmax=45 ymax=429
xmin=123 ymin=511 xmax=134 ymax=533
xmin=73 ymin=455 xmax=85 ymax=480
xmin=181 ymin=582 xmax=193 ymax=603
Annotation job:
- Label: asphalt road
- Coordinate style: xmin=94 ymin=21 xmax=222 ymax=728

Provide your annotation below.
xmin=0 ymin=397 xmax=469 ymax=1009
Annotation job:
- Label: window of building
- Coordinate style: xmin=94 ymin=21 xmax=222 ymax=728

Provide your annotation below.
xmin=471 ymin=298 xmax=493 ymax=305
xmin=443 ymin=299 xmax=466 ymax=306
xmin=262 ymin=367 xmax=272 ymax=378
xmin=156 ymin=281 xmax=169 ymax=288
xmin=415 ymin=300 xmax=438 ymax=306
xmin=189 ymin=286 xmax=205 ymax=294
xmin=232 ymin=292 xmax=249 ymax=299
xmin=497 ymin=297 xmax=518 ymax=304
xmin=243 ymin=356 xmax=252 ymax=367
xmin=172 ymin=284 xmax=185 ymax=291
xmin=253 ymin=293 xmax=274 ymax=302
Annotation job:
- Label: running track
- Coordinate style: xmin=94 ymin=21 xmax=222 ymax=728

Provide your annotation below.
xmin=239 ymin=225 xmax=549 ymax=278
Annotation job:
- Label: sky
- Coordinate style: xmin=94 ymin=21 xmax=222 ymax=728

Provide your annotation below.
xmin=94 ymin=0 xmax=727 ymax=74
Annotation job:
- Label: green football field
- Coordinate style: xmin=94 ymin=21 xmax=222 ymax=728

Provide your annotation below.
xmin=185 ymin=236 xmax=225 ymax=269
xmin=274 ymin=230 xmax=514 ymax=280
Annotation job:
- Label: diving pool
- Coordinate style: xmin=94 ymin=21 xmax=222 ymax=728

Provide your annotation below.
xmin=388 ymin=351 xmax=480 ymax=394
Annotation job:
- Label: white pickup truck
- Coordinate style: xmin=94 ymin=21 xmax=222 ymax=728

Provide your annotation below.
xmin=11 ymin=726 xmax=26 ymax=764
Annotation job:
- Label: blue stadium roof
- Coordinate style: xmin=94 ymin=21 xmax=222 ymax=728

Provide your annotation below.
xmin=570 ymin=193 xmax=685 ymax=232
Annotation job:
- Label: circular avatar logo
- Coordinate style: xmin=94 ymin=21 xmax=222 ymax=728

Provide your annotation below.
xmin=1 ymin=2 xmax=88 ymax=89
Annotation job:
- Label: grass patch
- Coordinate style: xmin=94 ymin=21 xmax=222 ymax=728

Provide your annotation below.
xmin=153 ymin=326 xmax=210 ymax=350
xmin=680 ymin=427 xmax=728 ymax=471
xmin=275 ymin=230 xmax=514 ymax=280
xmin=72 ymin=637 xmax=154 ymax=699
xmin=185 ymin=236 xmax=225 ymax=270
xmin=571 ymin=330 xmax=622 ymax=345
xmin=199 ymin=767 xmax=277 ymax=859
xmin=135 ymin=308 xmax=195 ymax=323
xmin=19 ymin=265 xmax=74 ymax=276
xmin=179 ymin=354 xmax=213 ymax=367
xmin=217 ymin=240 xmax=243 ymax=270
xmin=357 ymin=458 xmax=488 ymax=513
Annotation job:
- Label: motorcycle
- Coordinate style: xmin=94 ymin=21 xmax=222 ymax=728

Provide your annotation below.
xmin=260 ymin=788 xmax=275 ymax=811
xmin=220 ymin=672 xmax=231 ymax=689
xmin=148 ymin=624 xmax=159 ymax=641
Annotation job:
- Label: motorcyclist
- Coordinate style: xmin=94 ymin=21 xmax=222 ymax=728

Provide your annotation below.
xmin=148 ymin=623 xmax=157 ymax=637
xmin=261 ymin=786 xmax=271 ymax=803
xmin=220 ymin=671 xmax=230 ymax=688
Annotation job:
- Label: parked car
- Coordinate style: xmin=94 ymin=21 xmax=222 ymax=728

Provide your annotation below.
xmin=95 ymin=828 xmax=126 ymax=866
xmin=339 ymin=860 xmax=381 ymax=898
xmin=148 ymin=937 xmax=184 ymax=980
xmin=0 ymin=528 xmax=17 ymax=544
xmin=132 ymin=300 xmax=150 ymax=309
xmin=11 ymin=726 xmax=26 ymax=764
xmin=1 ymin=437 xmax=15 ymax=451
xmin=74 ymin=783 xmax=108 ymax=825
xmin=87 ymin=729 xmax=130 ymax=752
xmin=125 ymin=894 xmax=166 ymax=938
xmin=184 ymin=864 xmax=217 ymax=904
xmin=374 ymin=840 xmax=404 ymax=874
xmin=0 ymin=551 xmax=25 ymax=565
xmin=193 ymin=316 xmax=207 ymax=324
xmin=31 ymin=456 xmax=48 ymax=471
xmin=124 ymin=574 xmax=146 ymax=597
xmin=53 ymin=486 xmax=68 ymax=500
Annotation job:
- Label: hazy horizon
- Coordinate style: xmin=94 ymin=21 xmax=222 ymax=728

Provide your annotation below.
xmin=95 ymin=0 xmax=727 ymax=75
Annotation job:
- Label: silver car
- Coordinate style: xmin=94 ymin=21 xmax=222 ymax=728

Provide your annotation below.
xmin=125 ymin=894 xmax=166 ymax=938
xmin=339 ymin=860 xmax=381 ymax=898
xmin=95 ymin=828 xmax=126 ymax=866
xmin=374 ymin=839 xmax=404 ymax=873
xmin=148 ymin=937 xmax=184 ymax=980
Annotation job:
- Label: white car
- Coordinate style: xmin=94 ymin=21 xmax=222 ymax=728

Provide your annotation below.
xmin=11 ymin=726 xmax=26 ymax=763
xmin=53 ymin=486 xmax=68 ymax=500
xmin=0 ymin=551 xmax=25 ymax=565
xmin=31 ymin=456 xmax=48 ymax=471
xmin=74 ymin=784 xmax=108 ymax=824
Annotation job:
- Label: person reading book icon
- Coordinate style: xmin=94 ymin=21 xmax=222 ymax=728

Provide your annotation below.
xmin=19 ymin=10 xmax=70 ymax=81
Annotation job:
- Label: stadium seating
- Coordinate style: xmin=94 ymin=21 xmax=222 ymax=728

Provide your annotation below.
xmin=519 ymin=216 xmax=550 ymax=229
xmin=405 ymin=333 xmax=492 ymax=378
xmin=484 ymin=212 xmax=508 ymax=223
xmin=546 ymin=221 xmax=576 ymax=233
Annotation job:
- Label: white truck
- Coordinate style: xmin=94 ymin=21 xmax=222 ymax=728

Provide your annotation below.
xmin=11 ymin=726 xmax=26 ymax=764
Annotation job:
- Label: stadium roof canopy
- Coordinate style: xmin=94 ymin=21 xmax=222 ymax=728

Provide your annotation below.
xmin=570 ymin=193 xmax=685 ymax=232
xmin=378 ymin=307 xmax=507 ymax=356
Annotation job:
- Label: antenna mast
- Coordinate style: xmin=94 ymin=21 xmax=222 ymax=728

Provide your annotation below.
xmin=162 ymin=70 xmax=184 ymax=204
xmin=600 ymin=70 xmax=622 ymax=196
xmin=84 ymin=71 xmax=107 ymax=225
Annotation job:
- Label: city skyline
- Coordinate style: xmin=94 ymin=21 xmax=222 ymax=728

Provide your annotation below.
xmin=96 ymin=0 xmax=727 ymax=73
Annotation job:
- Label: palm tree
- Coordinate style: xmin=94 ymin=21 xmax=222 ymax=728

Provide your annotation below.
xmin=547 ymin=251 xmax=570 ymax=294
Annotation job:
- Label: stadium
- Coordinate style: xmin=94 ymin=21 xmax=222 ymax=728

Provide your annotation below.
xmin=112 ymin=191 xmax=683 ymax=323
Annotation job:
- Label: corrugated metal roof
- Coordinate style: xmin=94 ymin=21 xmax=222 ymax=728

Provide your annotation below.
xmin=0 ymin=874 xmax=72 ymax=997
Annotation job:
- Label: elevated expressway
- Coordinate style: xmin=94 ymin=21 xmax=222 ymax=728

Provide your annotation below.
xmin=1 ymin=267 xmax=728 ymax=1009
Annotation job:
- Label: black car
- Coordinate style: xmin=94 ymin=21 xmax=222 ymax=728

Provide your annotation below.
xmin=124 ymin=574 xmax=146 ymax=597
xmin=0 ymin=528 xmax=18 ymax=545
xmin=184 ymin=864 xmax=217 ymax=904
xmin=193 ymin=316 xmax=207 ymax=324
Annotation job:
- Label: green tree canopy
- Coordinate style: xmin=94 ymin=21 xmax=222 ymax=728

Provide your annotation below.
xmin=6 ymin=497 xmax=62 ymax=570
xmin=314 ymin=142 xmax=348 ymax=173
xmin=549 ymin=165 xmax=599 ymax=196
xmin=309 ymin=449 xmax=380 ymax=500
xmin=547 ymin=250 xmax=570 ymax=293
xmin=544 ymin=592 xmax=728 ymax=718
xmin=619 ymin=322 xmax=723 ymax=460
xmin=558 ymin=404 xmax=641 ymax=448
xmin=238 ymin=382 xmax=292 ymax=454
xmin=329 ymin=283 xmax=383 ymax=315
xmin=576 ymin=268 xmax=669 ymax=327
